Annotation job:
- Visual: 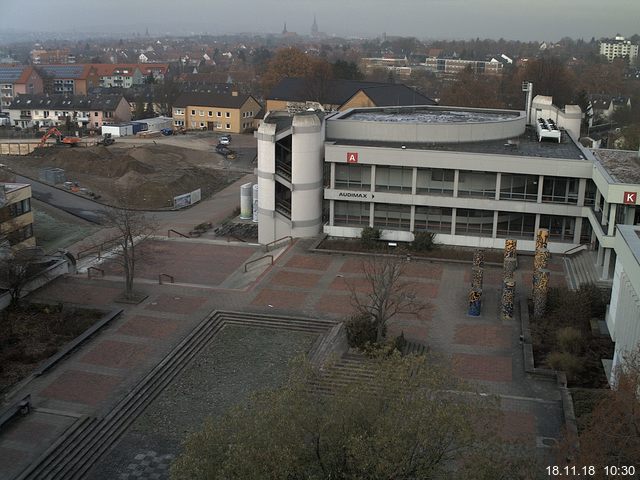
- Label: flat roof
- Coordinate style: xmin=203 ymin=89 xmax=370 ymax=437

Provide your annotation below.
xmin=591 ymin=149 xmax=640 ymax=184
xmin=618 ymin=225 xmax=640 ymax=264
xmin=344 ymin=108 xmax=520 ymax=124
xmin=330 ymin=126 xmax=586 ymax=160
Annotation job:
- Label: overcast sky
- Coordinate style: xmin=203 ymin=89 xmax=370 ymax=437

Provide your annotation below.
xmin=1 ymin=0 xmax=638 ymax=41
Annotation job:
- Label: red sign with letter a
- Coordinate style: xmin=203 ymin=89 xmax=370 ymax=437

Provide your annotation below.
xmin=347 ymin=152 xmax=358 ymax=163
xmin=623 ymin=191 xmax=637 ymax=205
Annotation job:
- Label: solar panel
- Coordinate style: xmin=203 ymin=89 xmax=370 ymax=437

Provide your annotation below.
xmin=0 ymin=67 xmax=26 ymax=83
xmin=39 ymin=65 xmax=85 ymax=78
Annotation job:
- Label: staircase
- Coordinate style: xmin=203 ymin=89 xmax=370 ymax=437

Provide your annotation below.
xmin=563 ymin=250 xmax=612 ymax=291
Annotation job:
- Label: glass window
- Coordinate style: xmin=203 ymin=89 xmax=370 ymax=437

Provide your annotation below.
xmin=375 ymin=166 xmax=412 ymax=193
xmin=373 ymin=203 xmax=411 ymax=230
xmin=334 ymin=201 xmax=370 ymax=226
xmin=226 ymin=112 xmax=230 ymax=118
xmin=455 ymin=209 xmax=494 ymax=237
xmin=414 ymin=206 xmax=452 ymax=233
xmin=457 ymin=170 xmax=496 ymax=198
xmin=335 ymin=164 xmax=371 ymax=190
xmin=496 ymin=212 xmax=536 ymax=239
xmin=542 ymin=176 xmax=578 ymax=204
xmin=584 ymin=180 xmax=597 ymax=206
xmin=539 ymin=215 xmax=575 ymax=242
xmin=416 ymin=168 xmax=454 ymax=196
xmin=500 ymin=174 xmax=538 ymax=202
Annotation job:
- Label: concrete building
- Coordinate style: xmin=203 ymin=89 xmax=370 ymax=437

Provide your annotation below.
xmin=420 ymin=57 xmax=504 ymax=76
xmin=172 ymin=92 xmax=261 ymax=133
xmin=599 ymin=35 xmax=639 ymax=62
xmin=8 ymin=94 xmax=131 ymax=130
xmin=0 ymin=183 xmax=35 ymax=250
xmin=0 ymin=66 xmax=44 ymax=112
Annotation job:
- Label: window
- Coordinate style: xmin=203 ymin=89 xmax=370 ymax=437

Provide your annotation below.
xmin=584 ymin=180 xmax=597 ymax=206
xmin=226 ymin=123 xmax=231 ymax=129
xmin=496 ymin=212 xmax=536 ymax=239
xmin=217 ymin=111 xmax=221 ymax=117
xmin=191 ymin=110 xmax=196 ymax=115
xmin=373 ymin=203 xmax=411 ymax=230
xmin=456 ymin=209 xmax=494 ymax=237
xmin=225 ymin=112 xmax=230 ymax=118
xmin=457 ymin=170 xmax=496 ymax=198
xmin=500 ymin=174 xmax=538 ymax=202
xmin=414 ymin=206 xmax=452 ymax=233
xmin=6 ymin=224 xmax=33 ymax=245
xmin=208 ymin=111 xmax=213 ymax=117
xmin=334 ymin=201 xmax=370 ymax=226
xmin=8 ymin=198 xmax=31 ymax=218
xmin=375 ymin=166 xmax=413 ymax=193
xmin=199 ymin=110 xmax=204 ymax=116
xmin=539 ymin=215 xmax=575 ymax=242
xmin=335 ymin=164 xmax=371 ymax=190
xmin=542 ymin=176 xmax=578 ymax=204
xmin=416 ymin=168 xmax=454 ymax=196
xmin=94 ymin=111 xmax=99 ymax=117
xmin=174 ymin=120 xmax=184 ymax=127
xmin=199 ymin=122 xmax=205 ymax=128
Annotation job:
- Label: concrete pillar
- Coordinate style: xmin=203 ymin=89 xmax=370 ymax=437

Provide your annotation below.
xmin=573 ymin=216 xmax=582 ymax=244
xmin=495 ymin=173 xmax=501 ymax=200
xmin=411 ymin=167 xmax=417 ymax=195
xmin=577 ymin=178 xmax=586 ymax=207
xmin=330 ymin=162 xmax=336 ymax=189
xmin=594 ymin=190 xmax=601 ymax=212
xmin=329 ymin=199 xmax=335 ymax=225
xmin=596 ymin=244 xmax=604 ymax=266
xmin=492 ymin=211 xmax=498 ymax=238
xmin=602 ymin=200 xmax=609 ymax=226
xmin=453 ymin=170 xmax=460 ymax=197
xmin=608 ymin=203 xmax=617 ymax=236
xmin=370 ymin=165 xmax=376 ymax=193
xmin=537 ymin=175 xmax=544 ymax=203
xmin=451 ymin=208 xmax=457 ymax=236
xmin=534 ymin=214 xmax=541 ymax=236
xmin=369 ymin=202 xmax=374 ymax=227
xmin=602 ymin=248 xmax=612 ymax=280
xmin=409 ymin=205 xmax=415 ymax=232
xmin=625 ymin=205 xmax=636 ymax=225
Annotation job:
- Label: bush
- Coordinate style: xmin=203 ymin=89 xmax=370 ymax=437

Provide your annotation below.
xmin=411 ymin=231 xmax=436 ymax=252
xmin=547 ymin=351 xmax=583 ymax=381
xmin=345 ymin=313 xmax=377 ymax=349
xmin=556 ymin=326 xmax=584 ymax=355
xmin=360 ymin=227 xmax=381 ymax=249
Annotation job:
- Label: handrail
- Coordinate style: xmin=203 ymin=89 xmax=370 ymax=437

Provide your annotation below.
xmin=87 ymin=266 xmax=105 ymax=279
xmin=168 ymin=229 xmax=189 ymax=238
xmin=244 ymin=255 xmax=273 ymax=272
xmin=77 ymin=236 xmax=123 ymax=260
xmin=227 ymin=234 xmax=247 ymax=243
xmin=264 ymin=235 xmax=293 ymax=252
xmin=563 ymin=243 xmax=589 ymax=256
xmin=159 ymin=273 xmax=174 ymax=284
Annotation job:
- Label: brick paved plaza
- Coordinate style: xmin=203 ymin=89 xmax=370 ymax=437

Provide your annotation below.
xmin=0 ymin=230 xmax=568 ymax=479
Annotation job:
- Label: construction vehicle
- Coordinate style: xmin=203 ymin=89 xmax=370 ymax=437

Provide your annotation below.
xmin=39 ymin=127 xmax=81 ymax=147
xmin=97 ymin=133 xmax=115 ymax=146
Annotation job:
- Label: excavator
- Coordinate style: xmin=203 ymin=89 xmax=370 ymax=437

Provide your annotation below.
xmin=38 ymin=127 xmax=81 ymax=147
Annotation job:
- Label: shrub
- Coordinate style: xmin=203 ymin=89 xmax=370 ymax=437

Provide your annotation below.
xmin=547 ymin=351 xmax=583 ymax=381
xmin=411 ymin=231 xmax=436 ymax=252
xmin=345 ymin=313 xmax=377 ymax=349
xmin=556 ymin=326 xmax=584 ymax=355
xmin=360 ymin=227 xmax=381 ymax=249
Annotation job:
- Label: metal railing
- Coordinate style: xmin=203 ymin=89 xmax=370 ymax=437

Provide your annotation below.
xmin=167 ymin=229 xmax=189 ymax=238
xmin=159 ymin=273 xmax=175 ymax=284
xmin=87 ymin=266 xmax=105 ymax=279
xmin=563 ymin=243 xmax=590 ymax=256
xmin=244 ymin=255 xmax=273 ymax=272
xmin=264 ymin=235 xmax=293 ymax=252
xmin=77 ymin=236 xmax=123 ymax=260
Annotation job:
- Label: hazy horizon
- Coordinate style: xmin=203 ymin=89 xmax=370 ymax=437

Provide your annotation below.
xmin=1 ymin=0 xmax=638 ymax=42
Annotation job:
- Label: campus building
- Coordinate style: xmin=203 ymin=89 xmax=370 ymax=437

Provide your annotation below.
xmin=0 ymin=183 xmax=35 ymax=250
xmin=599 ymin=35 xmax=639 ymax=62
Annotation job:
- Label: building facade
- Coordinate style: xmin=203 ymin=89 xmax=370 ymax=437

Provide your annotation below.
xmin=0 ymin=66 xmax=44 ymax=112
xmin=172 ymin=92 xmax=261 ymax=133
xmin=0 ymin=183 xmax=35 ymax=250
xmin=599 ymin=35 xmax=639 ymax=62
xmin=420 ymin=57 xmax=504 ymax=76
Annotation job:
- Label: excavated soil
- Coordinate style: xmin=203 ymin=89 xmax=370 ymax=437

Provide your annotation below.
xmin=3 ymin=144 xmax=242 ymax=209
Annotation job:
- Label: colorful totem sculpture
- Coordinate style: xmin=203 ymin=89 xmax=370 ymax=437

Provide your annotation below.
xmin=533 ymin=269 xmax=550 ymax=318
xmin=501 ymin=239 xmax=517 ymax=320
xmin=501 ymin=279 xmax=516 ymax=321
xmin=468 ymin=289 xmax=482 ymax=316
xmin=535 ymin=228 xmax=549 ymax=251
xmin=468 ymin=249 xmax=485 ymax=316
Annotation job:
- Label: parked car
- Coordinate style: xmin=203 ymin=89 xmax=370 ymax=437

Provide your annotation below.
xmin=161 ymin=128 xmax=174 ymax=136
xmin=218 ymin=135 xmax=231 ymax=145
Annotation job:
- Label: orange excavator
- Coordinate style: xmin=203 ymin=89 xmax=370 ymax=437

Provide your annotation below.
xmin=39 ymin=127 xmax=81 ymax=147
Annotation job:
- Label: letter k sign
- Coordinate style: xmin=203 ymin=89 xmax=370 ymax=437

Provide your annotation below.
xmin=624 ymin=191 xmax=637 ymax=204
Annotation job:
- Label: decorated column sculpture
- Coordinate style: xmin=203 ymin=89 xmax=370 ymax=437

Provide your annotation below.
xmin=533 ymin=269 xmax=550 ymax=318
xmin=468 ymin=289 xmax=482 ymax=317
xmin=501 ymin=239 xmax=517 ymax=320
xmin=468 ymin=249 xmax=485 ymax=316
xmin=501 ymin=279 xmax=516 ymax=321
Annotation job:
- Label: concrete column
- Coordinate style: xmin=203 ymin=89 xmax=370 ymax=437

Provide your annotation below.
xmin=534 ymin=213 xmax=541 ymax=234
xmin=451 ymin=208 xmax=457 ymax=236
xmin=411 ymin=167 xmax=417 ymax=195
xmin=410 ymin=205 xmax=415 ymax=232
xmin=573 ymin=216 xmax=582 ymax=244
xmin=625 ymin=205 xmax=635 ymax=225
xmin=369 ymin=202 xmax=374 ymax=227
xmin=330 ymin=162 xmax=335 ymax=189
xmin=594 ymin=190 xmax=601 ymax=212
xmin=495 ymin=172 xmax=501 ymax=200
xmin=608 ymin=203 xmax=617 ymax=236
xmin=492 ymin=211 xmax=498 ymax=238
xmin=577 ymin=178 xmax=586 ymax=207
xmin=602 ymin=200 xmax=609 ymax=226
xmin=596 ymin=244 xmax=604 ymax=266
xmin=370 ymin=165 xmax=376 ymax=193
xmin=537 ymin=175 xmax=544 ymax=203
xmin=453 ymin=170 xmax=460 ymax=197
xmin=602 ymin=248 xmax=612 ymax=280
xmin=329 ymin=199 xmax=335 ymax=225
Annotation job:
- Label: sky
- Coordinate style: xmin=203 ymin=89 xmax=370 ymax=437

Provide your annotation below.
xmin=0 ymin=0 xmax=638 ymax=41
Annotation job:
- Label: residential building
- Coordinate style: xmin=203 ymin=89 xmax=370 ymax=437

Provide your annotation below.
xmin=36 ymin=64 xmax=97 ymax=95
xmin=266 ymin=78 xmax=435 ymax=114
xmin=91 ymin=64 xmax=144 ymax=88
xmin=0 ymin=65 xmax=44 ymax=112
xmin=599 ymin=35 xmax=639 ymax=62
xmin=30 ymin=48 xmax=75 ymax=65
xmin=0 ymin=183 xmax=35 ymax=250
xmin=172 ymin=92 xmax=261 ymax=133
xmin=7 ymin=94 xmax=131 ymax=129
xmin=420 ymin=57 xmax=504 ymax=76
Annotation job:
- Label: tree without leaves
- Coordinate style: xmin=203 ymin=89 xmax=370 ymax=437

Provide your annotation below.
xmin=348 ymin=256 xmax=427 ymax=343
xmin=439 ymin=66 xmax=505 ymax=108
xmin=0 ymin=248 xmax=45 ymax=310
xmin=170 ymin=353 xmax=537 ymax=480
xmin=261 ymin=47 xmax=313 ymax=96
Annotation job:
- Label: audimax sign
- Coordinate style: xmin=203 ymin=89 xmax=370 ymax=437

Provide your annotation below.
xmin=337 ymin=191 xmax=370 ymax=199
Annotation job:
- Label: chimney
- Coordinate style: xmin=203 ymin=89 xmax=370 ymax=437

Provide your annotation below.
xmin=232 ymin=91 xmax=238 ymax=97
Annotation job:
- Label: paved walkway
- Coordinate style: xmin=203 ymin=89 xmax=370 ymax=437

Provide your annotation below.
xmin=0 ymin=219 xmax=568 ymax=479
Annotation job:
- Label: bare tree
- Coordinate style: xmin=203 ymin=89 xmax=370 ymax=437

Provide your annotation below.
xmin=0 ymin=247 xmax=42 ymax=309
xmin=103 ymin=189 xmax=157 ymax=301
xmin=348 ymin=256 xmax=427 ymax=343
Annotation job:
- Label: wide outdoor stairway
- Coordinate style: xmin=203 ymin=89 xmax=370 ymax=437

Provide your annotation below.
xmin=563 ymin=250 xmax=612 ymax=291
